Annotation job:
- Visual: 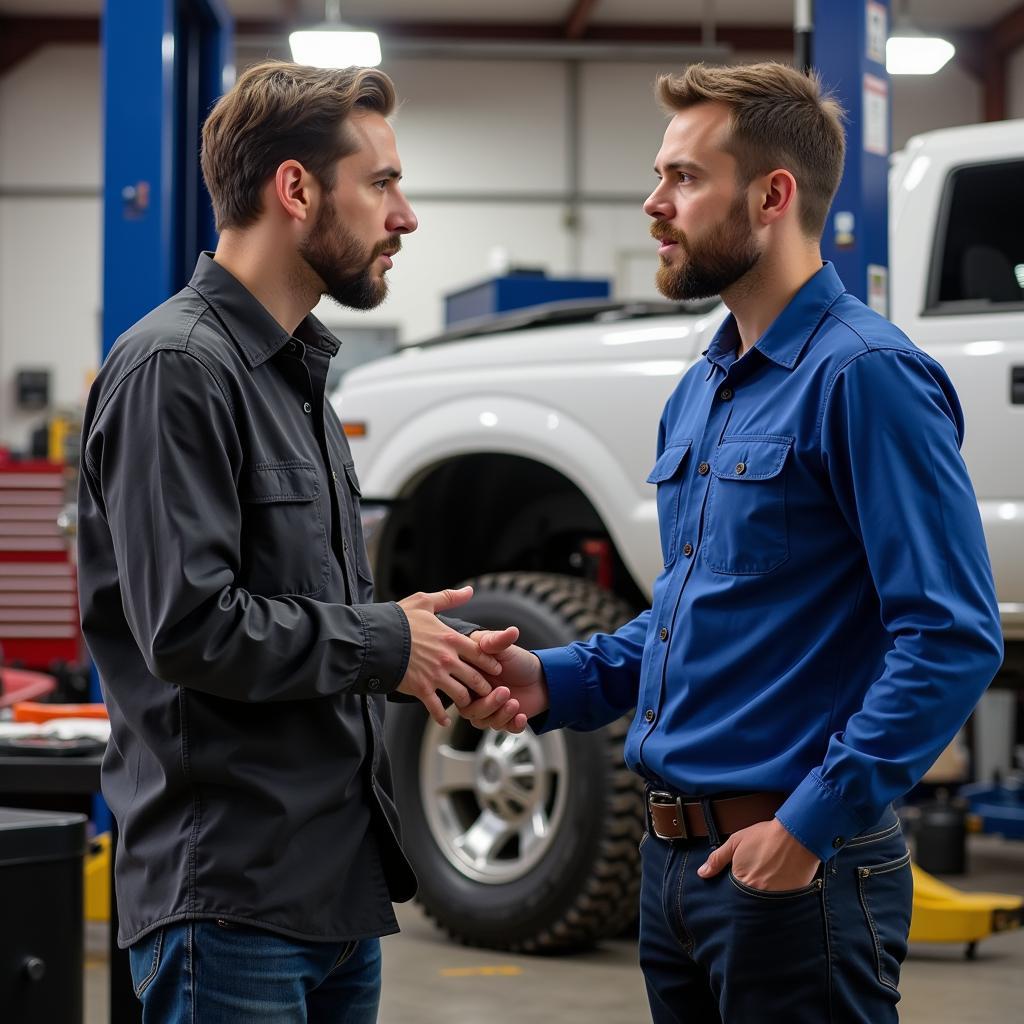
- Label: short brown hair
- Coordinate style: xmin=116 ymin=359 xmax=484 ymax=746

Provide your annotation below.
xmin=656 ymin=62 xmax=846 ymax=238
xmin=201 ymin=60 xmax=396 ymax=231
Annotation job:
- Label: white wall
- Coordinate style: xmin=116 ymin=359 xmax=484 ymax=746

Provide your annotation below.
xmin=0 ymin=40 xmax=999 ymax=449
xmin=0 ymin=45 xmax=102 ymax=452
xmin=891 ymin=59 xmax=983 ymax=149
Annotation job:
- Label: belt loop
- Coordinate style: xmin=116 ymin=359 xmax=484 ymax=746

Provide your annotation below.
xmin=700 ymin=796 xmax=723 ymax=850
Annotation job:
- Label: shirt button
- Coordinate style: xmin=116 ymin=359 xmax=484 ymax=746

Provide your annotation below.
xmin=303 ymin=401 xmax=313 ymax=414
xmin=698 ymin=462 xmax=710 ymax=476
xmin=343 ymin=538 xmax=349 ymax=551
xmin=644 ymin=709 xmax=655 ymax=723
xmin=286 ymin=341 xmax=297 ymax=353
xmin=832 ymin=836 xmax=845 ymax=850
xmin=367 ymin=677 xmax=381 ymax=691
xmin=659 ymin=627 xmax=669 ymax=642
xmin=332 ymin=470 xmax=338 ymax=481
xmin=720 ymin=387 xmax=733 ymax=401
xmin=682 ymin=543 xmax=693 ymax=557
xmin=735 ymin=462 xmax=746 ymax=475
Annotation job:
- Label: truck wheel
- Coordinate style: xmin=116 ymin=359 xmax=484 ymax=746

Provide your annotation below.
xmin=386 ymin=572 xmax=644 ymax=952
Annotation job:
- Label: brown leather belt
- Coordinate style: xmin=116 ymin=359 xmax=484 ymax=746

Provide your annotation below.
xmin=647 ymin=790 xmax=786 ymax=841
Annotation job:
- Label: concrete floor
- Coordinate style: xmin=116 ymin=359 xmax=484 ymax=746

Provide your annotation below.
xmin=86 ymin=834 xmax=1024 ymax=1023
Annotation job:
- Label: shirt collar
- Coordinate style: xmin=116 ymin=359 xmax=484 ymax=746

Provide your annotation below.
xmin=187 ymin=252 xmax=341 ymax=368
xmin=703 ymin=261 xmax=846 ymax=375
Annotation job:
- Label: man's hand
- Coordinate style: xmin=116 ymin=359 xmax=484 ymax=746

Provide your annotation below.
xmin=697 ymin=818 xmax=820 ymax=891
xmin=459 ymin=638 xmax=549 ymax=733
xmin=397 ymin=588 xmax=504 ymax=727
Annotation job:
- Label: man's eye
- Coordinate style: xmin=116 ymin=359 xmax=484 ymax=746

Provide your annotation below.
xmin=373 ymin=180 xmax=389 ymax=191
xmin=678 ymin=173 xmax=692 ymax=184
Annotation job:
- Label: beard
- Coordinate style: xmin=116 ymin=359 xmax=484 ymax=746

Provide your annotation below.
xmin=652 ymin=193 xmax=761 ymax=301
xmin=299 ymin=197 xmax=400 ymax=311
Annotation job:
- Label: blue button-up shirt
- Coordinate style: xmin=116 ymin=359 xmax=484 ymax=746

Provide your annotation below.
xmin=536 ymin=263 xmax=1002 ymax=861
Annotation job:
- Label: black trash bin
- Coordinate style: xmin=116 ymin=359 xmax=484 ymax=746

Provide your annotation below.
xmin=0 ymin=807 xmax=87 ymax=1024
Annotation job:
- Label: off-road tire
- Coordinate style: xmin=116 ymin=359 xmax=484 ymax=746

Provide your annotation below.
xmin=386 ymin=572 xmax=644 ymax=953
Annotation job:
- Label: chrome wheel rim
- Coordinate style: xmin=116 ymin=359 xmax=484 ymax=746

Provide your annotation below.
xmin=419 ymin=718 xmax=570 ymax=884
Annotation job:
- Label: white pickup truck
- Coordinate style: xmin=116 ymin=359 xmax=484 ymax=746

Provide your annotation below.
xmin=330 ymin=119 xmax=1024 ymax=954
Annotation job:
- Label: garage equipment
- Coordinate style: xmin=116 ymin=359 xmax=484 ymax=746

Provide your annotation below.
xmin=0 ymin=459 xmax=81 ymax=672
xmin=910 ymin=863 xmax=1022 ymax=959
xmin=960 ymin=780 xmax=1024 ymax=840
xmin=0 ymin=667 xmax=56 ymax=709
xmin=445 ymin=271 xmax=611 ymax=327
xmin=0 ymin=807 xmax=87 ymax=1023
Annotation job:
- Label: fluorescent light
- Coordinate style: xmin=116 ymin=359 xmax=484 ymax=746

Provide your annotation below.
xmin=289 ymin=28 xmax=381 ymax=68
xmin=886 ymin=35 xmax=954 ymax=75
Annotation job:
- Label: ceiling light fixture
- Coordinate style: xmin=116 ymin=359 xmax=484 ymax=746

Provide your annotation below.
xmin=886 ymin=0 xmax=954 ymax=75
xmin=289 ymin=0 xmax=382 ymax=69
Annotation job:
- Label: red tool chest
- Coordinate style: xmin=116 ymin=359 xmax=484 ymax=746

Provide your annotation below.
xmin=0 ymin=459 xmax=81 ymax=670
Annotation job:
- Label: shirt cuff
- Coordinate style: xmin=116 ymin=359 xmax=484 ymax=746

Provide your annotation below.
xmin=775 ymin=771 xmax=870 ymax=862
xmin=437 ymin=615 xmax=480 ymax=637
xmin=351 ymin=601 xmax=411 ymax=697
xmin=531 ymin=645 xmax=587 ymax=733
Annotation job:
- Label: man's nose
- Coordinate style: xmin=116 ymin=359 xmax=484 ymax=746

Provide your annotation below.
xmin=387 ymin=193 xmax=418 ymax=235
xmin=644 ymin=184 xmax=672 ymax=220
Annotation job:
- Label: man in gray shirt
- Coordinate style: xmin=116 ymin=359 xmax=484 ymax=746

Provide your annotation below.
xmin=78 ymin=60 xmax=515 ymax=1023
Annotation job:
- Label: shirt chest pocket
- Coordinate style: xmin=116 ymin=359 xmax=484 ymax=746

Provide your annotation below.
xmin=703 ymin=436 xmax=793 ymax=575
xmin=646 ymin=441 xmax=692 ymax=566
xmin=238 ymin=461 xmax=330 ymax=597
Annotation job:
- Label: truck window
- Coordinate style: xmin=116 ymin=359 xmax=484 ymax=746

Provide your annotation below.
xmin=926 ymin=159 xmax=1024 ymax=314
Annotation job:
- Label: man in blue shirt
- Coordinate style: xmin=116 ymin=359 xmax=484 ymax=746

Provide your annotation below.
xmin=467 ymin=62 xmax=1002 ymax=1022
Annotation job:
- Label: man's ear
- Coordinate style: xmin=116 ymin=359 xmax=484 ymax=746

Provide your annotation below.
xmin=273 ymin=160 xmax=314 ymax=223
xmin=759 ymin=168 xmax=798 ymax=226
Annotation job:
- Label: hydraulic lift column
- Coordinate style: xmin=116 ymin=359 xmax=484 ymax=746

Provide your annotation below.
xmin=809 ymin=0 xmax=892 ymax=315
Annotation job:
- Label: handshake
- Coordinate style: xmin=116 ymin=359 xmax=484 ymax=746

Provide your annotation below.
xmin=396 ymin=585 xmax=548 ymax=733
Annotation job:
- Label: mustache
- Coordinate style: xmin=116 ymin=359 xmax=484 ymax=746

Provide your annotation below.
xmin=650 ymin=222 xmax=687 ymax=246
xmin=371 ymin=235 xmax=403 ymax=259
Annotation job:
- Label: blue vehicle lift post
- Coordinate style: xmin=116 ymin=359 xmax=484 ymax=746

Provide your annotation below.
xmin=812 ymin=0 xmax=892 ymax=314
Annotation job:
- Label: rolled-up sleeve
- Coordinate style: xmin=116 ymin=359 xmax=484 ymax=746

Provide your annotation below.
xmin=82 ymin=349 xmax=410 ymax=701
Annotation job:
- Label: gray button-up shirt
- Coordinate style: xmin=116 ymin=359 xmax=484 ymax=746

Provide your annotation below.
xmin=79 ymin=253 xmax=434 ymax=947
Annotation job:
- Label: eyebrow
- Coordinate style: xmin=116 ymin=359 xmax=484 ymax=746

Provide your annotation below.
xmin=655 ymin=160 xmax=706 ymax=176
xmin=369 ymin=166 xmax=402 ymax=181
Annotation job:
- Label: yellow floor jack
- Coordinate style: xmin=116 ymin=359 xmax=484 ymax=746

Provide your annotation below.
xmin=909 ymin=861 xmax=1022 ymax=959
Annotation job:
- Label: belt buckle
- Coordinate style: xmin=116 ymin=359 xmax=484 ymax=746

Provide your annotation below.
xmin=650 ymin=791 xmax=688 ymax=841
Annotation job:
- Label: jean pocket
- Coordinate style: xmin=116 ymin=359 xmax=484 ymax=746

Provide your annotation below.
xmin=329 ymin=939 xmax=359 ymax=974
xmin=728 ymin=870 xmax=823 ymax=901
xmin=703 ymin=436 xmax=793 ymax=575
xmin=844 ymin=820 xmax=901 ymax=850
xmin=646 ymin=441 xmax=692 ymax=566
xmin=857 ymin=850 xmax=913 ymax=990
xmin=128 ymin=927 xmax=164 ymax=998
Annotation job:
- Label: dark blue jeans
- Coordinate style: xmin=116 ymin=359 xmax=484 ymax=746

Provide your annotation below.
xmin=128 ymin=920 xmax=381 ymax=1023
xmin=638 ymin=807 xmax=912 ymax=1023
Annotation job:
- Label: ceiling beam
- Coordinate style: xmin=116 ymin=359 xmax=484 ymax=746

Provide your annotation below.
xmin=564 ymin=0 xmax=600 ymax=40
xmin=975 ymin=1 xmax=1024 ymax=122
xmin=239 ymin=19 xmax=794 ymax=52
xmin=0 ymin=14 xmax=796 ymax=79
xmin=0 ymin=17 xmax=98 ymax=78
xmin=989 ymin=0 xmax=1024 ymax=55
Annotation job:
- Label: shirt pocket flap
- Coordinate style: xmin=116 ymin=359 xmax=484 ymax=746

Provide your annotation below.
xmin=646 ymin=441 xmax=692 ymax=484
xmin=241 ymin=462 xmax=320 ymax=503
xmin=711 ymin=437 xmax=793 ymax=481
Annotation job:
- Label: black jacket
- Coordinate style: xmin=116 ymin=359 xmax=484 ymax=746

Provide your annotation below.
xmin=79 ymin=253 xmax=441 ymax=946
